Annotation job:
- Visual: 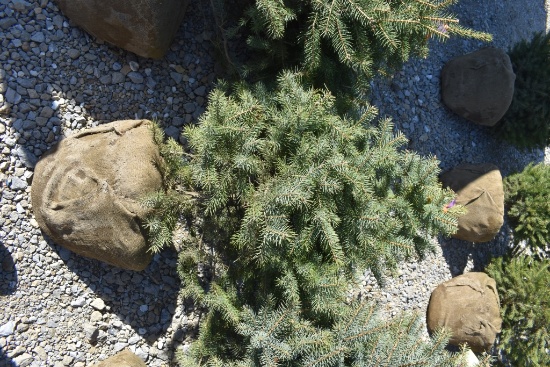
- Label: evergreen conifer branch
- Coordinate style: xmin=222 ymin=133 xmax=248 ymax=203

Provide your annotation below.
xmin=164 ymin=73 xmax=467 ymax=365
xmin=227 ymin=0 xmax=492 ymax=101
xmin=486 ymin=256 xmax=550 ymax=366
xmin=503 ymin=163 xmax=550 ymax=257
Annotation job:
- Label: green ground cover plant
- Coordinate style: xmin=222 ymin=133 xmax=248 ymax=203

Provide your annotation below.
xmin=503 ymin=163 xmax=550 ymax=257
xmin=486 ymin=255 xmax=550 ymax=367
xmin=144 ymin=72 xmax=467 ymax=365
xmin=496 ymin=31 xmax=550 ymax=149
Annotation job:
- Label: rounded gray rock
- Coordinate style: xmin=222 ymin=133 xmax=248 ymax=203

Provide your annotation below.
xmin=441 ymin=47 xmax=515 ymax=126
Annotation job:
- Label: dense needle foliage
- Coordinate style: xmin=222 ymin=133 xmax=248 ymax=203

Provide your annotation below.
xmin=184 ymin=72 xmax=462 ymax=282
xmin=496 ymin=31 xmax=550 ymax=149
xmin=218 ymin=0 xmax=492 ymax=101
xmin=486 ymin=256 xmax=550 ymax=367
xmin=144 ymin=73 xmax=467 ymax=365
xmin=503 ymin=163 xmax=550 ymax=257
xmin=141 ymin=123 xmax=197 ymax=254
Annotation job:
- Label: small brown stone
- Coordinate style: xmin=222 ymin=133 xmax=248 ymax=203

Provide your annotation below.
xmin=55 ymin=0 xmax=190 ymax=59
xmin=427 ymin=273 xmax=502 ymax=353
xmin=90 ymin=349 xmax=146 ymax=367
xmin=440 ymin=163 xmax=504 ymax=242
xmin=31 ymin=120 xmax=163 ymax=270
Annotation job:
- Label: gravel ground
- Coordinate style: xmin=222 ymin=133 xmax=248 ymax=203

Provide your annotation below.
xmin=0 ymin=0 xmax=549 ymax=366
xmin=372 ymin=0 xmax=548 ymax=176
xmin=1 ymin=0 xmax=217 ymax=365
xmin=362 ymin=0 xmax=550 ymax=334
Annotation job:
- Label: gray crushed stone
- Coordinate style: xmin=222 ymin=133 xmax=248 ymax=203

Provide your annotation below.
xmin=1 ymin=0 xmax=216 ymax=365
xmin=361 ymin=0 xmax=549 ymax=341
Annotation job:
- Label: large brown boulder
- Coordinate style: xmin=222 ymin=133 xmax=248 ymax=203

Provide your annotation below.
xmin=440 ymin=163 xmax=504 ymax=242
xmin=90 ymin=349 xmax=147 ymax=367
xmin=55 ymin=0 xmax=189 ymax=58
xmin=426 ymin=272 xmax=502 ymax=353
xmin=31 ymin=120 xmax=163 ymax=271
xmin=441 ymin=47 xmax=515 ymax=126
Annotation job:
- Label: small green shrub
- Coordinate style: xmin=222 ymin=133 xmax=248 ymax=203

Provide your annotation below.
xmin=486 ymin=255 xmax=550 ymax=367
xmin=142 ymin=72 xmax=467 ymax=365
xmin=496 ymin=31 xmax=550 ymax=149
xmin=503 ymin=163 xmax=550 ymax=257
xmin=184 ymin=72 xmax=463 ymax=283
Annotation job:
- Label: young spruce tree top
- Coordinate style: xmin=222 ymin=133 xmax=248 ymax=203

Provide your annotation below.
xmin=144 ymin=72 xmax=468 ymax=366
xmin=185 ymin=71 xmax=462 ymax=282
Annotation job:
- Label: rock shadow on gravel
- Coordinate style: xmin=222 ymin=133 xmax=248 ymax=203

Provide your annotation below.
xmin=0 ymin=0 xmax=217 ymax=178
xmin=0 ymin=240 xmax=17 ymax=295
xmin=42 ymin=234 xmax=181 ymax=343
xmin=439 ymin=221 xmax=515 ymax=277
xmin=0 ymin=349 xmax=16 ymax=367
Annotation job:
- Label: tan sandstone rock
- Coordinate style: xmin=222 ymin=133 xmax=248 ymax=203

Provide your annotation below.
xmin=426 ymin=272 xmax=502 ymax=353
xmin=440 ymin=163 xmax=504 ymax=242
xmin=441 ymin=47 xmax=515 ymax=126
xmin=55 ymin=0 xmax=189 ymax=58
xmin=90 ymin=349 xmax=147 ymax=367
xmin=31 ymin=120 xmax=163 ymax=271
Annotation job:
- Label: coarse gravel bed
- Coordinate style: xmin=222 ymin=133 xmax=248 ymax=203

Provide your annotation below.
xmin=1 ymin=0 xmax=549 ymax=366
xmin=362 ymin=0 xmax=549 ymax=323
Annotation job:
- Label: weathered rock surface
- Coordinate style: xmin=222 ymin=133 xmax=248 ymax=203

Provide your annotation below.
xmin=31 ymin=120 xmax=163 ymax=271
xmin=426 ymin=272 xmax=502 ymax=353
xmin=441 ymin=47 xmax=515 ymax=126
xmin=55 ymin=0 xmax=190 ymax=58
xmin=440 ymin=163 xmax=504 ymax=242
xmin=90 ymin=349 xmax=147 ymax=367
